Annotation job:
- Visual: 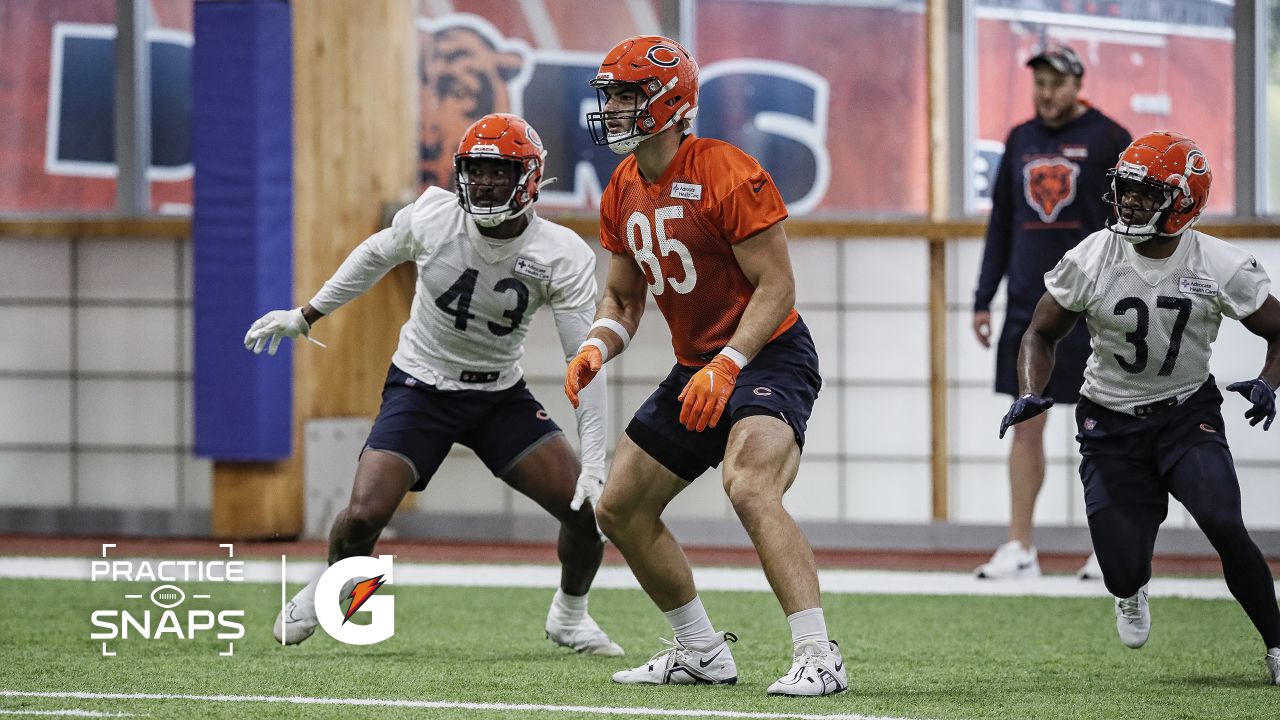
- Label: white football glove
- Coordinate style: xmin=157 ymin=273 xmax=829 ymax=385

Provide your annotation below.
xmin=243 ymin=308 xmax=326 ymax=355
xmin=570 ymin=464 xmax=606 ymax=513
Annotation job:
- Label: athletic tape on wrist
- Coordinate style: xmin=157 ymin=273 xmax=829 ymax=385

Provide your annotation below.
xmin=719 ymin=346 xmax=749 ymax=370
xmin=579 ymin=338 xmax=609 ymax=363
xmin=590 ymin=318 xmax=631 ymax=349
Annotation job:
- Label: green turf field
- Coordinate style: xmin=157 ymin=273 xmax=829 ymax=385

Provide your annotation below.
xmin=0 ymin=578 xmax=1274 ymax=719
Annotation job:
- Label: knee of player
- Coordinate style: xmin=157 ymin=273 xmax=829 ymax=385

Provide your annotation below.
xmin=1100 ymin=562 xmax=1148 ymax=599
xmin=1195 ymin=511 xmax=1247 ymax=541
xmin=562 ymin=501 xmax=602 ymax=537
xmin=343 ymin=498 xmax=394 ymax=535
xmin=722 ymin=475 xmax=779 ymax=517
xmin=1104 ymin=577 xmax=1146 ymax=600
xmin=593 ymin=495 xmax=622 ymax=537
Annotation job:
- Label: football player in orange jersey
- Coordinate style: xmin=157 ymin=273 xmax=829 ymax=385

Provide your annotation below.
xmin=563 ymin=36 xmax=845 ymax=696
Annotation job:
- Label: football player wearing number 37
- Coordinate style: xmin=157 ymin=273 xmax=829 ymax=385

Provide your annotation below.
xmin=245 ymin=113 xmax=623 ymax=658
xmin=1002 ymin=132 xmax=1280 ymax=684
xmin=563 ymin=36 xmax=841 ymax=696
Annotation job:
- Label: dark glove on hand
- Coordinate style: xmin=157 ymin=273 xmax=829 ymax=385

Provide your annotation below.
xmin=1225 ymin=378 xmax=1276 ymax=431
xmin=999 ymin=393 xmax=1055 ymax=439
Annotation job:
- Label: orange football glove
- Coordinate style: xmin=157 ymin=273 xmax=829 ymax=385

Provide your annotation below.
xmin=677 ymin=354 xmax=741 ymax=432
xmin=564 ymin=344 xmax=604 ymax=409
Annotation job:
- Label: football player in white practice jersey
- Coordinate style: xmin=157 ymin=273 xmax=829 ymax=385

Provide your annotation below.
xmin=999 ymin=132 xmax=1280 ymax=684
xmin=245 ymin=113 xmax=623 ymax=657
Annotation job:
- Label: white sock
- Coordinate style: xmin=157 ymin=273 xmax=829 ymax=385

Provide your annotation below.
xmin=788 ymin=607 xmax=830 ymax=652
xmin=664 ymin=595 xmax=717 ymax=649
xmin=549 ymin=589 xmax=588 ymax=624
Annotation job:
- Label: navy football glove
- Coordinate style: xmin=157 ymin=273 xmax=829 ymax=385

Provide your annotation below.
xmin=999 ymin=393 xmax=1055 ymax=439
xmin=1225 ymin=378 xmax=1276 ymax=431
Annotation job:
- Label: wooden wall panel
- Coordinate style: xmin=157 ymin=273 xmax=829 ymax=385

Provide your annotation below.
xmin=213 ymin=0 xmax=417 ymax=538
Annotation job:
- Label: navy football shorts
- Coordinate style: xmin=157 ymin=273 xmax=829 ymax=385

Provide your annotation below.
xmin=363 ymin=364 xmax=563 ymax=491
xmin=626 ymin=316 xmax=822 ymax=482
xmin=1074 ymin=377 xmax=1231 ymax=515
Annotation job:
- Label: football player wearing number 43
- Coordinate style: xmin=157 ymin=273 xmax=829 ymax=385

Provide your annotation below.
xmin=563 ymin=36 xmax=842 ymax=696
xmin=1000 ymin=132 xmax=1280 ymax=685
xmin=244 ymin=113 xmax=623 ymax=658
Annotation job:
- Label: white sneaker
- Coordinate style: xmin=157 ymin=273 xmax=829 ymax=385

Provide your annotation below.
xmin=1114 ymin=586 xmax=1151 ymax=649
xmin=611 ymin=632 xmax=738 ymax=685
xmin=1266 ymin=647 xmax=1279 ymax=686
xmin=1077 ymin=552 xmax=1103 ymax=580
xmin=975 ymin=541 xmax=1041 ymax=579
xmin=273 ymin=578 xmax=319 ymax=645
xmin=546 ymin=613 xmax=625 ymax=657
xmin=767 ymin=640 xmax=848 ymax=697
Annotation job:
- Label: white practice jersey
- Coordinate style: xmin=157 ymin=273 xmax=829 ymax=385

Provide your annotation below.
xmin=307 ymin=186 xmax=607 ymax=470
xmin=1045 ymin=228 xmax=1270 ymax=414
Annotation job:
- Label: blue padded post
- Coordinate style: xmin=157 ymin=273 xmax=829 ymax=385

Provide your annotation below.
xmin=193 ymin=0 xmax=293 ymax=459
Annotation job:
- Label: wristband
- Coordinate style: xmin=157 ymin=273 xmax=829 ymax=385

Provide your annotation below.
xmin=718 ymin=346 xmax=749 ymax=370
xmin=590 ymin=318 xmax=631 ymax=349
xmin=579 ymin=338 xmax=609 ymax=363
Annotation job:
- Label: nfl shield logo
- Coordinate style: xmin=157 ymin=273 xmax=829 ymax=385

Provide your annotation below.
xmin=1083 ymin=418 xmax=1097 ymax=431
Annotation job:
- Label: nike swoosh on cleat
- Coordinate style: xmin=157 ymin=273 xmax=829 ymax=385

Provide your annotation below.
xmin=698 ymin=647 xmax=725 ymax=668
xmin=834 ymin=659 xmax=843 ymax=672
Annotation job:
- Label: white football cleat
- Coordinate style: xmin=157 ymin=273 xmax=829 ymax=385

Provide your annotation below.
xmin=975 ymin=541 xmax=1041 ymax=579
xmin=767 ymin=640 xmax=848 ymax=697
xmin=1266 ymin=647 xmax=1279 ymax=686
xmin=1114 ymin=586 xmax=1151 ymax=649
xmin=611 ymin=632 xmax=738 ymax=685
xmin=546 ymin=613 xmax=625 ymax=657
xmin=1077 ymin=551 xmax=1103 ymax=581
xmin=273 ymin=578 xmax=319 ymax=645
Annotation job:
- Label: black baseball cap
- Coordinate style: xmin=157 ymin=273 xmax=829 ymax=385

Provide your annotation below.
xmin=1026 ymin=43 xmax=1084 ymax=78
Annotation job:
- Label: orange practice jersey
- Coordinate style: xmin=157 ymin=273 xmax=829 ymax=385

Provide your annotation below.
xmin=599 ymin=136 xmax=797 ymax=366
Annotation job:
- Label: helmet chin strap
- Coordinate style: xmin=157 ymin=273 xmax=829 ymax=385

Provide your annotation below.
xmin=606 ymin=132 xmax=646 ymax=155
xmin=470 ymin=212 xmax=508 ymax=228
xmin=1118 ymin=232 xmax=1154 ymax=246
xmin=606 ymin=111 xmax=684 ymax=155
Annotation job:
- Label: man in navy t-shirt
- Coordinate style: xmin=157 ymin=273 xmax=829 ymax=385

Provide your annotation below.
xmin=972 ymin=43 xmax=1131 ymax=581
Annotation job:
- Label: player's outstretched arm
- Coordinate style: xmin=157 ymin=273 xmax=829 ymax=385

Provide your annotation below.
xmin=564 ymin=255 xmax=646 ymax=408
xmin=245 ymin=226 xmax=413 ymax=356
xmin=999 ymin=293 xmax=1081 ymax=438
xmin=552 ymin=301 xmax=609 ymax=512
xmin=1228 ymin=295 xmax=1280 ymax=430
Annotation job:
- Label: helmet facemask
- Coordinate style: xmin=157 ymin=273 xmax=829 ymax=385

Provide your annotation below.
xmin=587 ymin=79 xmax=661 ymax=155
xmin=454 ymin=155 xmax=537 ymax=228
xmin=1104 ymin=171 xmax=1179 ymax=244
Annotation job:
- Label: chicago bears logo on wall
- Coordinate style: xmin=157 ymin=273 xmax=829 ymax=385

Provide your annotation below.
xmin=416 ymin=14 xmax=831 ymax=213
xmin=1023 ymin=157 xmax=1080 ymax=223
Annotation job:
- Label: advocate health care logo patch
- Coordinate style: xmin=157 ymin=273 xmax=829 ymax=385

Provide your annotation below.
xmin=90 ymin=543 xmax=246 ymax=657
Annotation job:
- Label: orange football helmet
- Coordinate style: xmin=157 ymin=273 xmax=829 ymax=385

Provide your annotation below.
xmin=1104 ymin=131 xmax=1211 ymax=241
xmin=586 ymin=35 xmax=698 ymax=154
xmin=454 ymin=113 xmax=546 ymax=227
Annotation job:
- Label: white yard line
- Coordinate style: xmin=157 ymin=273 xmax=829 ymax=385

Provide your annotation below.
xmin=0 ymin=710 xmax=145 ymax=717
xmin=0 ymin=556 xmax=1261 ymax=600
xmin=0 ymin=692 xmax=913 ymax=720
